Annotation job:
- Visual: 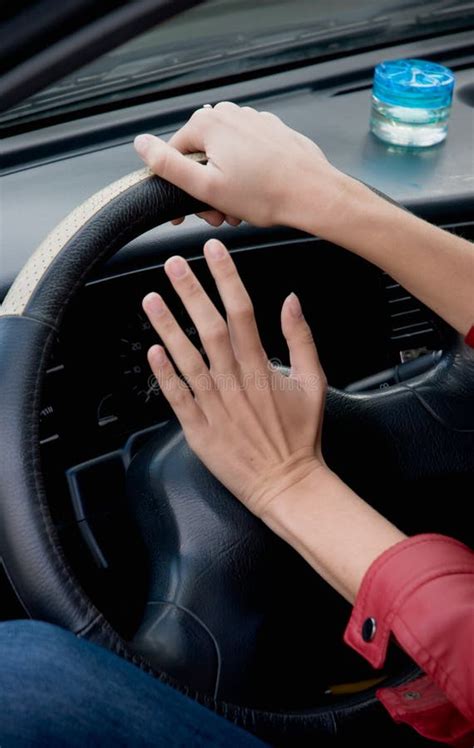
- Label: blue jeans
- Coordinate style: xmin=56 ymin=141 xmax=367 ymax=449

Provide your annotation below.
xmin=0 ymin=620 xmax=267 ymax=747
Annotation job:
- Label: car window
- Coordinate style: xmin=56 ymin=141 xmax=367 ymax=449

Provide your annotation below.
xmin=2 ymin=0 xmax=472 ymax=130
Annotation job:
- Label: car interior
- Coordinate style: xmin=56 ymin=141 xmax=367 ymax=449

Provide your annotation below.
xmin=0 ymin=1 xmax=473 ymax=746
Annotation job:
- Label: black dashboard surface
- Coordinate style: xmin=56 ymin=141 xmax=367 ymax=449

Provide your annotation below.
xmin=39 ymin=235 xmax=456 ymax=468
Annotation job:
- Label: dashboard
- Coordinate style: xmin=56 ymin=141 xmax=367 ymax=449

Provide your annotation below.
xmin=39 ymin=234 xmax=456 ymax=468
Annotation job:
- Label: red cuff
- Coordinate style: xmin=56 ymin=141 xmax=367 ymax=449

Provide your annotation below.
xmin=465 ymin=325 xmax=474 ymax=348
xmin=344 ymin=534 xmax=472 ymax=670
xmin=377 ymin=675 xmax=474 ymax=747
xmin=344 ymin=533 xmax=474 ymax=737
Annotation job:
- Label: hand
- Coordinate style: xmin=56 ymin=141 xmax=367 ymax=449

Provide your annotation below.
xmin=142 ymin=239 xmax=328 ymax=518
xmin=134 ymin=102 xmax=346 ymax=232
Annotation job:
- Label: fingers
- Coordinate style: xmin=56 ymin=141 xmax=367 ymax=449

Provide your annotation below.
xmin=166 ymin=101 xmax=241 ymax=153
xmin=163 ymin=257 xmax=236 ymax=373
xmin=134 ymin=134 xmax=211 ymax=201
xmin=170 ymin=211 xmax=224 ymax=226
xmin=280 ymin=293 xmax=324 ymax=386
xmin=142 ymin=292 xmax=213 ymax=396
xmin=147 ymin=344 xmax=205 ymax=429
xmin=174 ymin=213 xmax=241 ymax=227
xmin=259 ymin=111 xmax=281 ymax=122
xmin=166 ymin=108 xmax=212 ymax=153
xmin=225 ymin=215 xmax=241 ymax=226
xmin=163 ymin=101 xmax=256 ymax=162
xmin=197 ymin=210 xmax=225 ymax=227
xmin=171 ymin=212 xmax=241 ymax=227
xmin=195 ymin=211 xmax=241 ymax=227
xmin=203 ymin=239 xmax=266 ymax=364
xmin=137 ymin=105 xmax=250 ymax=227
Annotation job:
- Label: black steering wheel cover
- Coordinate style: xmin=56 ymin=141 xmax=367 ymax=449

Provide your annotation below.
xmin=2 ymin=167 xmax=472 ymax=744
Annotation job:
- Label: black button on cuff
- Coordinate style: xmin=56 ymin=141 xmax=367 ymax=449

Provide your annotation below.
xmin=362 ymin=616 xmax=377 ymax=642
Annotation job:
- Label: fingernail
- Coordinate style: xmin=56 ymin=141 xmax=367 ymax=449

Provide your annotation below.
xmin=206 ymin=240 xmax=225 ymax=260
xmin=151 ymin=345 xmax=166 ymax=365
xmin=166 ymin=256 xmax=188 ymax=278
xmin=143 ymin=292 xmax=165 ymax=315
xmin=134 ymin=133 xmax=153 ymax=157
xmin=288 ymin=292 xmax=303 ymax=318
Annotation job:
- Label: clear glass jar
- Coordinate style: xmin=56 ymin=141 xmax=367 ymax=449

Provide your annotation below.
xmin=370 ymin=59 xmax=455 ymax=148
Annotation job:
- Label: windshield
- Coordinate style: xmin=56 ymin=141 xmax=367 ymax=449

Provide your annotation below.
xmin=4 ymin=0 xmax=473 ymax=131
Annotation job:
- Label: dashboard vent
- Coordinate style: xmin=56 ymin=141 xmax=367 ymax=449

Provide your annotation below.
xmin=382 ymin=272 xmax=443 ymax=363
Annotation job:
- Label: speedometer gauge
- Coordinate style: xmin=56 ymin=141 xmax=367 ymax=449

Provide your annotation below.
xmin=95 ymin=308 xmax=203 ymax=431
xmin=119 ymin=311 xmax=160 ymax=406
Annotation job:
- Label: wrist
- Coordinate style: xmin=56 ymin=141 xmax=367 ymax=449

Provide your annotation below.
xmin=279 ymin=164 xmax=358 ymax=238
xmin=248 ymin=455 xmax=327 ymax=519
xmin=260 ymin=462 xmax=339 ymax=530
xmin=280 ymin=163 xmax=398 ymax=254
xmin=260 ymin=464 xmax=405 ymax=603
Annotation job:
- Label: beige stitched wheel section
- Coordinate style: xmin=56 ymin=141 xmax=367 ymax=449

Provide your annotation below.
xmin=0 ymin=152 xmax=207 ymax=318
xmin=0 ymin=167 xmax=152 ymax=318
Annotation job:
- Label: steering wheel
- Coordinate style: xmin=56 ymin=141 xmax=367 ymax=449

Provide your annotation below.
xmin=1 ymin=159 xmax=473 ymax=747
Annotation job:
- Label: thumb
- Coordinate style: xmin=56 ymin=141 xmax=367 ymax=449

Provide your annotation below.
xmin=281 ymin=293 xmax=324 ymax=383
xmin=134 ymin=134 xmax=210 ymax=202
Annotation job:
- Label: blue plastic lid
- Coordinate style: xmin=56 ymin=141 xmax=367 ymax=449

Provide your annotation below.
xmin=373 ymin=59 xmax=454 ymax=109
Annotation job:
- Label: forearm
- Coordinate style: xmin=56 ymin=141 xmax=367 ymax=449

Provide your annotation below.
xmin=261 ymin=466 xmax=406 ymax=604
xmin=290 ymin=170 xmax=474 ymax=337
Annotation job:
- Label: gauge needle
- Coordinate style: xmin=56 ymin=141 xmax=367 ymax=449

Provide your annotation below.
xmin=145 ymin=381 xmax=160 ymax=402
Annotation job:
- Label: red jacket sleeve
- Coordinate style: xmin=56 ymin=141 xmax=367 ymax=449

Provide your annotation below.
xmin=465 ymin=325 xmax=474 ymax=348
xmin=344 ymin=534 xmax=474 ymax=746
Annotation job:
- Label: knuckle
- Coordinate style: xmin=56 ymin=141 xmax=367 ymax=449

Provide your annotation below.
xmin=184 ymin=278 xmax=201 ymax=298
xmin=214 ymin=100 xmax=236 ymax=112
xmin=201 ymin=319 xmax=228 ymax=345
xmin=230 ymin=302 xmax=254 ymax=324
xmin=186 ymin=353 xmax=205 ymax=378
xmin=149 ymin=148 xmax=170 ymax=175
xmin=160 ymin=374 xmax=176 ymax=397
xmin=160 ymin=314 xmax=176 ymax=336
xmin=260 ymin=111 xmax=279 ymax=121
xmin=170 ymin=385 xmax=189 ymax=409
xmin=298 ymin=326 xmax=315 ymax=347
xmin=191 ymin=108 xmax=209 ymax=122
xmin=217 ymin=259 xmax=236 ymax=279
